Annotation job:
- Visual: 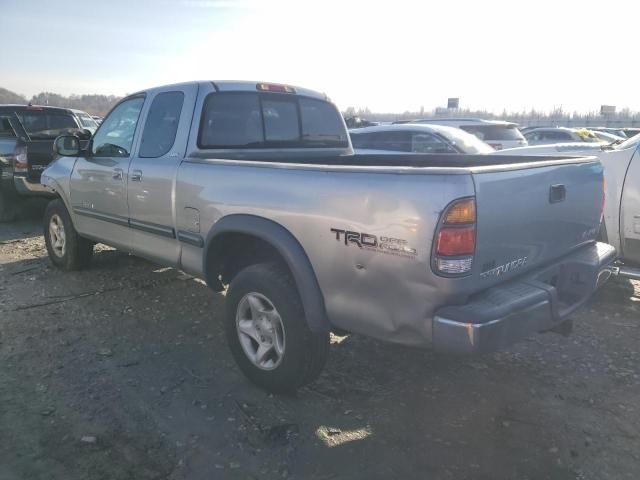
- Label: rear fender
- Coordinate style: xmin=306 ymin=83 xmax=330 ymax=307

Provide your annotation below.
xmin=203 ymin=214 xmax=329 ymax=333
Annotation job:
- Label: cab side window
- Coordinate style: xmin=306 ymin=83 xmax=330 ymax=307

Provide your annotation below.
xmin=139 ymin=92 xmax=184 ymax=158
xmin=92 ymin=97 xmax=145 ymax=158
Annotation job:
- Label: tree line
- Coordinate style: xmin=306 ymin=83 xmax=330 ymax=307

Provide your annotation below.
xmin=342 ymin=106 xmax=640 ymax=128
xmin=0 ymin=87 xmax=121 ymax=116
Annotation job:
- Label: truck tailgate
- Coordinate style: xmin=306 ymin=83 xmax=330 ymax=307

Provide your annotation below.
xmin=472 ymin=160 xmax=603 ymax=283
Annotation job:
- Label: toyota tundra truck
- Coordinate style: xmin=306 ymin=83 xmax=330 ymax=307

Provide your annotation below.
xmin=41 ymin=81 xmax=615 ymax=392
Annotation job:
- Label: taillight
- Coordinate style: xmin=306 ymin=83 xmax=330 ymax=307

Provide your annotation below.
xmin=256 ymin=83 xmax=296 ymax=94
xmin=488 ymin=143 xmax=502 ymax=150
xmin=14 ymin=145 xmax=28 ymax=173
xmin=433 ymin=197 xmax=476 ymax=276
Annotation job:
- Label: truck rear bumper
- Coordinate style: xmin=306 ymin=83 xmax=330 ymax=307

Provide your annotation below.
xmin=432 ymin=242 xmax=616 ymax=354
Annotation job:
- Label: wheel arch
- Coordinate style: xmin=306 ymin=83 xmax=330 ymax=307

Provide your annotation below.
xmin=203 ymin=214 xmax=329 ymax=333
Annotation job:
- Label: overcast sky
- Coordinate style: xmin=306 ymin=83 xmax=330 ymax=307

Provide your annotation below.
xmin=2 ymin=0 xmax=638 ymax=113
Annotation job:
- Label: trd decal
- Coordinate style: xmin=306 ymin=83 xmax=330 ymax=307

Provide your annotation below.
xmin=330 ymin=228 xmax=417 ymax=258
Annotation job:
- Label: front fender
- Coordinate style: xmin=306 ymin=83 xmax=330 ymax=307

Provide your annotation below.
xmin=41 ymin=156 xmax=77 ymax=212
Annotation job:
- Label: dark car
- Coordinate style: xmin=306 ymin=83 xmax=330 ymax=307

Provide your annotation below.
xmin=0 ymin=105 xmax=94 ymax=221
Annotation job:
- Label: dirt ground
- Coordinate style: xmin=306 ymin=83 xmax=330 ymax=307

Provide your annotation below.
xmin=1 ymin=205 xmax=640 ymax=480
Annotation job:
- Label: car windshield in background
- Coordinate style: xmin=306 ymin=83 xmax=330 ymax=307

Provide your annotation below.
xmin=437 ymin=129 xmax=495 ymax=154
xmin=199 ymin=93 xmax=348 ymax=148
xmin=17 ymin=111 xmax=78 ymax=138
xmin=77 ymin=112 xmax=97 ymax=129
xmin=460 ymin=124 xmax=525 ymax=141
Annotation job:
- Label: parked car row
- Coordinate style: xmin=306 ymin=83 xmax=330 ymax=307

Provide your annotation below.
xmin=392 ymin=118 xmax=527 ymax=150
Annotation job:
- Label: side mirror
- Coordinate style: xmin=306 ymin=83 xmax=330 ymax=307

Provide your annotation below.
xmin=54 ymin=135 xmax=81 ymax=156
xmin=81 ymin=129 xmax=93 ymax=139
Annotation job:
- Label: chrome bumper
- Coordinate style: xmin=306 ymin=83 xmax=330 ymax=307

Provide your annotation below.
xmin=432 ymin=242 xmax=616 ymax=354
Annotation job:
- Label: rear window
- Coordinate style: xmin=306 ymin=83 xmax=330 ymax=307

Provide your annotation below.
xmin=16 ymin=111 xmax=78 ymax=138
xmin=199 ymin=92 xmax=348 ymax=149
xmin=0 ymin=117 xmax=16 ymax=138
xmin=460 ymin=125 xmax=524 ymax=141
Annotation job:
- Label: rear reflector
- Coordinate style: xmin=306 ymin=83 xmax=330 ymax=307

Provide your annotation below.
xmin=436 ymin=227 xmax=476 ymax=256
xmin=435 ymin=257 xmax=473 ymax=274
xmin=256 ymin=83 xmax=296 ymax=94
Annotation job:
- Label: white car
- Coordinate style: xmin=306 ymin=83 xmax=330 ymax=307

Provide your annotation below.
xmin=396 ymin=118 xmax=527 ymax=150
xmin=523 ymin=127 xmax=603 ymax=146
xmin=349 ymin=123 xmax=496 ymax=155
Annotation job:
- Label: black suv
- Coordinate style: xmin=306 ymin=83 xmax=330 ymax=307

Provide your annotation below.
xmin=0 ymin=105 xmax=97 ymax=221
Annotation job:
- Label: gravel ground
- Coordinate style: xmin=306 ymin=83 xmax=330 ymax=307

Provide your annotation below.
xmin=1 ymin=208 xmax=639 ymax=480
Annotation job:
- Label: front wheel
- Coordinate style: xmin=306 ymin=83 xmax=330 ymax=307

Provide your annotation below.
xmin=224 ymin=263 xmax=329 ymax=393
xmin=44 ymin=199 xmax=94 ymax=271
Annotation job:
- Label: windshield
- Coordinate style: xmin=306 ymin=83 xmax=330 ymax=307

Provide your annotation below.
xmin=16 ymin=111 xmax=79 ymax=138
xmin=459 ymin=124 xmax=525 ymax=141
xmin=199 ymin=92 xmax=348 ymax=149
xmin=436 ymin=128 xmax=495 ymax=154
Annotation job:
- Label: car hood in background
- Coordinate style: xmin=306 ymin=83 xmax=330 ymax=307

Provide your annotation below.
xmin=494 ymin=143 xmax=603 ymax=156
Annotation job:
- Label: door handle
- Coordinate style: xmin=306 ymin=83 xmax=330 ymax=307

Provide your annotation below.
xmin=131 ymin=169 xmax=143 ymax=182
xmin=112 ymin=168 xmax=123 ymax=180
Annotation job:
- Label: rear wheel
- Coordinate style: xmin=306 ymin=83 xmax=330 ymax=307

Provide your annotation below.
xmin=224 ymin=263 xmax=329 ymax=393
xmin=44 ymin=199 xmax=94 ymax=270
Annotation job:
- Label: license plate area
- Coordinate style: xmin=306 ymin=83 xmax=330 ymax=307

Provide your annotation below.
xmin=533 ymin=262 xmax=594 ymax=318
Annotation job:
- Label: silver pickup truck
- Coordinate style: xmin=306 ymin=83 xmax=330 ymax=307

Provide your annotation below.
xmin=41 ymin=81 xmax=615 ymax=392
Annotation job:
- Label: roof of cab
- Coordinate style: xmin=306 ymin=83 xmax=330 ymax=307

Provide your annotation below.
xmin=0 ymin=104 xmax=76 ymax=114
xmin=133 ymin=81 xmax=328 ymax=100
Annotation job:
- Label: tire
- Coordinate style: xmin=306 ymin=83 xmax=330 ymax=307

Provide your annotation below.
xmin=0 ymin=188 xmax=17 ymax=223
xmin=224 ymin=263 xmax=329 ymax=393
xmin=44 ymin=199 xmax=94 ymax=271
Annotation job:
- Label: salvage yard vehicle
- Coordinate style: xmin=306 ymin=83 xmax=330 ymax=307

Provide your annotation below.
xmin=41 ymin=80 xmax=615 ymax=392
xmin=350 ymin=124 xmax=495 ymax=154
xmin=394 ymin=118 xmax=527 ymax=150
xmin=0 ymin=105 xmax=94 ymax=221
xmin=523 ymin=127 xmax=603 ymax=146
